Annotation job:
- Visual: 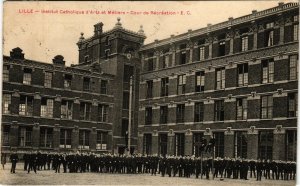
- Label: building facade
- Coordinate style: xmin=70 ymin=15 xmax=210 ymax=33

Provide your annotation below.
xmin=138 ymin=2 xmax=298 ymax=161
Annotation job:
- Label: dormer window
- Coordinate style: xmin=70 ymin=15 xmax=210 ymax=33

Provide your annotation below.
xmin=64 ymin=74 xmax=72 ymax=89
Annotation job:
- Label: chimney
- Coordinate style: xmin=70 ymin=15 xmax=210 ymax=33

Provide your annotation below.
xmin=94 ymin=22 xmax=104 ymax=36
xmin=52 ymin=55 xmax=65 ymax=66
xmin=10 ymin=47 xmax=24 ymax=60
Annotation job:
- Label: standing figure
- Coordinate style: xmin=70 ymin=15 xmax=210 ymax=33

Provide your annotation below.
xmin=10 ymin=151 xmax=18 ymax=173
xmin=1 ymin=153 xmax=7 ymax=169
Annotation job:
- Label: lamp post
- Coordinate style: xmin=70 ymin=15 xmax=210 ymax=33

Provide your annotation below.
xmin=127 ymin=76 xmax=133 ymax=155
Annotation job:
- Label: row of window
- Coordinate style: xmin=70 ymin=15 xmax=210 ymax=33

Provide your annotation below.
xmin=145 ymin=17 xmax=299 ymax=71
xmin=144 ymin=93 xmax=297 ymax=125
xmin=2 ymin=126 xmax=108 ymax=150
xmin=2 ymin=67 xmax=108 ymax=94
xmin=145 ymin=55 xmax=298 ymax=98
xmin=143 ymin=130 xmax=297 ymax=161
xmin=2 ymin=94 xmax=109 ymax=122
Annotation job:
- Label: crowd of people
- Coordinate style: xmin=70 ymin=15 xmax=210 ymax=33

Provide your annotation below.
xmin=4 ymin=151 xmax=296 ymax=182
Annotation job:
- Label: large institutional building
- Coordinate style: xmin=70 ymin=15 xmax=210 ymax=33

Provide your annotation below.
xmin=1 ymin=2 xmax=298 ymax=161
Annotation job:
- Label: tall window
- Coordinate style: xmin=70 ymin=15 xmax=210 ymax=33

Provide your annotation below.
xmin=265 ymin=22 xmax=274 ymax=47
xmin=195 ymin=71 xmax=205 ymax=92
xmin=60 ymin=129 xmax=71 ymax=149
xmin=160 ymin=106 xmax=168 ymax=124
xmin=194 ymin=102 xmax=204 ymax=122
xmin=293 ymin=16 xmax=298 ymax=41
xmin=241 ymin=36 xmax=248 ymax=52
xmin=44 ymin=72 xmax=52 ymax=88
xmin=162 ymin=51 xmax=169 ymax=68
xmin=176 ymin=104 xmax=185 ymax=123
xmin=214 ymin=132 xmax=224 ymax=158
xmin=236 ymin=98 xmax=247 ymax=120
xmin=19 ymin=127 xmax=32 ymax=147
xmin=289 ymin=55 xmax=298 ymax=80
xmin=19 ymin=95 xmax=33 ymax=116
xmin=234 ymin=131 xmax=247 ymax=158
xmin=177 ymin=74 xmax=186 ymax=94
xmin=288 ymin=93 xmax=298 ymax=117
xmin=199 ymin=46 xmax=205 ymax=60
xmin=79 ymin=102 xmax=91 ymax=120
xmin=79 ymin=130 xmax=90 ymax=149
xmin=216 ymin=67 xmax=225 ymax=90
xmin=161 ymin=77 xmax=169 ymax=97
xmin=121 ymin=119 xmax=128 ymax=137
xmin=237 ymin=63 xmax=248 ymax=87
xmin=98 ymin=104 xmax=108 ymax=122
xmin=40 ymin=128 xmax=53 ymax=148
xmin=262 ymin=59 xmax=274 ymax=84
xmin=61 ymin=100 xmax=73 ymax=119
xmin=261 ymin=95 xmax=273 ymax=119
xmin=286 ymin=130 xmax=297 ymax=161
xmin=159 ymin=133 xmax=168 ymax=156
xmin=64 ymin=74 xmax=72 ymax=89
xmin=143 ymin=134 xmax=152 ymax=155
xmin=40 ymin=98 xmax=54 ymax=118
xmin=123 ymin=92 xmax=130 ymax=109
xmin=2 ymin=94 xmax=11 ymax=114
xmin=123 ymin=65 xmax=134 ymax=83
xmin=148 ymin=58 xmax=154 ymax=71
xmin=23 ymin=68 xmax=32 ymax=85
xmin=2 ymin=126 xmax=10 ymax=146
xmin=193 ymin=133 xmax=203 ymax=157
xmin=83 ymin=77 xmax=91 ymax=91
xmin=258 ymin=131 xmax=273 ymax=160
xmin=179 ymin=44 xmax=186 ymax=65
xmin=146 ymin=80 xmax=153 ymax=98
xmin=218 ymin=41 xmax=226 ymax=57
xmin=145 ymin=107 xmax=153 ymax=125
xmin=215 ymin=100 xmax=224 ymax=121
xmin=100 ymin=80 xmax=108 ymax=94
xmin=3 ymin=65 xmax=9 ymax=82
xmin=175 ymin=133 xmax=185 ymax=156
xmin=96 ymin=131 xmax=108 ymax=150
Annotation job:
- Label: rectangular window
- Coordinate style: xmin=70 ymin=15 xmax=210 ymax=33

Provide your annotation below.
xmin=160 ymin=106 xmax=168 ymax=124
xmin=258 ymin=131 xmax=273 ymax=160
xmin=176 ymin=104 xmax=185 ymax=123
xmin=121 ymin=119 xmax=128 ymax=137
xmin=216 ymin=67 xmax=225 ymax=90
xmin=3 ymin=65 xmax=9 ymax=82
xmin=266 ymin=22 xmax=274 ymax=29
xmin=194 ymin=102 xmax=204 ymax=122
xmin=195 ymin=71 xmax=205 ymax=92
xmin=2 ymin=125 xmax=10 ymax=146
xmin=40 ymin=128 xmax=53 ymax=148
xmin=40 ymin=98 xmax=54 ymax=118
xmin=266 ymin=30 xmax=274 ymax=47
xmin=179 ymin=44 xmax=187 ymax=65
xmin=61 ymin=100 xmax=73 ymax=119
xmin=288 ymin=93 xmax=298 ymax=117
xmin=241 ymin=36 xmax=248 ymax=52
xmin=96 ymin=131 xmax=108 ymax=150
xmin=175 ymin=133 xmax=185 ymax=156
xmin=177 ymin=74 xmax=186 ymax=94
xmin=79 ymin=130 xmax=90 ymax=149
xmin=215 ymin=100 xmax=224 ymax=121
xmin=122 ymin=92 xmax=129 ymax=109
xmin=44 ymin=72 xmax=52 ymax=88
xmin=98 ymin=104 xmax=108 ymax=122
xmin=236 ymin=98 xmax=247 ymax=120
xmin=100 ymin=80 xmax=108 ymax=94
xmin=219 ymin=41 xmax=226 ymax=56
xmin=293 ymin=24 xmax=298 ymax=41
xmin=79 ymin=102 xmax=91 ymax=120
xmin=162 ymin=52 xmax=169 ymax=68
xmin=145 ymin=107 xmax=153 ymax=125
xmin=294 ymin=15 xmax=299 ymax=22
xmin=159 ymin=133 xmax=168 ymax=156
xmin=237 ymin=63 xmax=248 ymax=87
xmin=123 ymin=65 xmax=134 ymax=83
xmin=289 ymin=55 xmax=298 ymax=80
xmin=261 ymin=95 xmax=273 ymax=119
xmin=143 ymin=134 xmax=152 ymax=155
xmin=148 ymin=58 xmax=154 ymax=71
xmin=234 ymin=131 xmax=247 ymax=158
xmin=262 ymin=59 xmax=274 ymax=84
xmin=199 ymin=47 xmax=205 ymax=60
xmin=146 ymin=80 xmax=153 ymax=98
xmin=161 ymin=77 xmax=169 ymax=97
xmin=214 ymin=132 xmax=224 ymax=158
xmin=286 ymin=130 xmax=297 ymax=161
xmin=19 ymin=95 xmax=33 ymax=116
xmin=193 ymin=133 xmax=204 ymax=157
xmin=83 ymin=77 xmax=91 ymax=91
xmin=2 ymin=93 xmax=11 ymax=114
xmin=60 ymin=129 xmax=71 ymax=149
xmin=64 ymin=74 xmax=72 ymax=89
xmin=19 ymin=127 xmax=32 ymax=147
xmin=23 ymin=68 xmax=32 ymax=85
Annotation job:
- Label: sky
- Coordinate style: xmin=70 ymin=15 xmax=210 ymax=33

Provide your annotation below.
xmin=3 ymin=1 xmax=297 ymax=66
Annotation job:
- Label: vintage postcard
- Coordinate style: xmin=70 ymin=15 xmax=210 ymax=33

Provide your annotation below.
xmin=1 ymin=1 xmax=299 ymax=185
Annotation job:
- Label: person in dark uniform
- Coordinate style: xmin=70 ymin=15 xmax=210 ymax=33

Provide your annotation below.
xmin=160 ymin=155 xmax=166 ymax=177
xmin=264 ymin=159 xmax=271 ymax=179
xmin=206 ymin=137 xmax=215 ymax=153
xmin=1 ymin=153 xmax=7 ymax=170
xmin=10 ymin=151 xmax=18 ymax=173
xmin=256 ymin=159 xmax=263 ymax=181
xmin=28 ymin=151 xmax=37 ymax=173
xmin=249 ymin=159 xmax=256 ymax=178
xmin=271 ymin=160 xmax=278 ymax=180
xmin=23 ymin=153 xmax=29 ymax=171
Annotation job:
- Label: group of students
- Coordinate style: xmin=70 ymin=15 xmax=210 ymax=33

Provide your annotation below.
xmin=7 ymin=151 xmax=296 ymax=181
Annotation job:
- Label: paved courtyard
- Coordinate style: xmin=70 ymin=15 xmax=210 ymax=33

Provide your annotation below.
xmin=0 ymin=163 xmax=296 ymax=185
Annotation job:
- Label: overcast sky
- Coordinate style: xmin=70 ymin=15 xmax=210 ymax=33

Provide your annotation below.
xmin=3 ymin=1 xmax=296 ymax=66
